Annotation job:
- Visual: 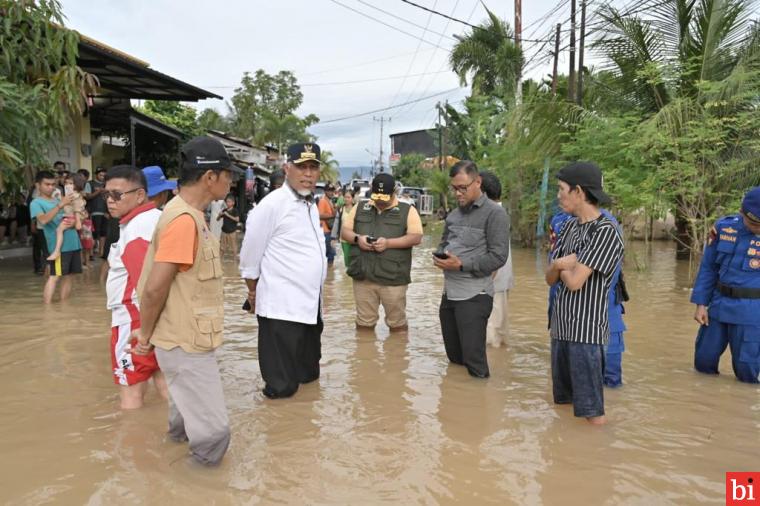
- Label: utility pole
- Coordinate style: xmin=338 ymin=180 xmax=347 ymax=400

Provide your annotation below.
xmin=577 ymin=0 xmax=587 ymax=105
xmin=552 ymin=23 xmax=561 ymax=96
xmin=373 ymin=116 xmax=390 ymax=172
xmin=515 ymin=0 xmax=522 ymax=104
xmin=568 ymin=0 xmax=577 ymax=101
xmin=437 ymin=102 xmax=444 ymax=171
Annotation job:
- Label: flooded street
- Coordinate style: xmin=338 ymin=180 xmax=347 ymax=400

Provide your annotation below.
xmin=1 ymin=235 xmax=758 ymax=505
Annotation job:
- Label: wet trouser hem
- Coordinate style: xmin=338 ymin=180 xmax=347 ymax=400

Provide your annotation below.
xmin=439 ymin=293 xmax=493 ymax=379
xmin=258 ymin=314 xmax=323 ymax=399
xmin=551 ymin=339 xmax=605 ymax=419
xmin=155 ymin=347 xmax=230 ymax=467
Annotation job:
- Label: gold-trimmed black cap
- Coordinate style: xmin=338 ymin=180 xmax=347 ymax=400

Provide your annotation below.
xmin=287 ymin=142 xmax=322 ymax=165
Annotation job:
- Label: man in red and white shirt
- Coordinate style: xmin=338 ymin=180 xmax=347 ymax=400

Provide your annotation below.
xmin=105 ymin=165 xmax=171 ymax=409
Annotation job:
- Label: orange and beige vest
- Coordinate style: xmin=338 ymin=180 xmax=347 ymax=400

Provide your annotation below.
xmin=137 ymin=195 xmax=224 ymax=353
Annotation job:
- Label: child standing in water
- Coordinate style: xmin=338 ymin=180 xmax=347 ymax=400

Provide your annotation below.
xmin=79 ymin=209 xmax=94 ymax=267
xmin=47 ymin=173 xmax=85 ymax=260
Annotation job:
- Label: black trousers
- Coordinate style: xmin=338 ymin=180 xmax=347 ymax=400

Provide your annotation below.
xmin=257 ymin=314 xmax=323 ymax=399
xmin=32 ymin=228 xmax=47 ymax=272
xmin=439 ymin=293 xmax=493 ymax=378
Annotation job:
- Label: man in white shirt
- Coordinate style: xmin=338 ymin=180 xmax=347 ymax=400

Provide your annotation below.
xmin=239 ymin=142 xmax=327 ymax=399
xmin=480 ymin=171 xmax=514 ymax=347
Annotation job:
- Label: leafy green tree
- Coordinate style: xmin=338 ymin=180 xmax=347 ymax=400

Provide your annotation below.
xmin=319 ymin=149 xmax=340 ymax=183
xmin=139 ymin=100 xmax=202 ymax=137
xmin=0 ymin=0 xmax=97 ymax=189
xmin=596 ymin=0 xmax=760 ymax=257
xmin=392 ymin=153 xmax=426 ymax=184
xmin=449 ymin=7 xmax=523 ymax=99
xmin=197 ymin=108 xmax=229 ymax=133
xmin=229 ymin=70 xmax=317 ymax=150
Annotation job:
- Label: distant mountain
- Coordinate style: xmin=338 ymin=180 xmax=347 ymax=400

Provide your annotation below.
xmin=337 ymin=166 xmax=378 ymax=183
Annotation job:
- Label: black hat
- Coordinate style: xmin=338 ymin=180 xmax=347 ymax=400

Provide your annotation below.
xmin=557 ymin=161 xmax=611 ymax=205
xmin=371 ymin=173 xmax=395 ymax=202
xmin=181 ymin=136 xmax=243 ymax=174
xmin=287 ymin=142 xmax=322 ymax=164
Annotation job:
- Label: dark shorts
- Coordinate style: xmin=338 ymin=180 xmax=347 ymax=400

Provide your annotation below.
xmin=92 ymin=214 xmax=108 ymax=238
xmin=48 ymin=250 xmax=82 ymax=276
xmin=551 ymin=339 xmax=605 ymax=418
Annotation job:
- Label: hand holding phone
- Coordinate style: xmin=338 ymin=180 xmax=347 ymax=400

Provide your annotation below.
xmin=366 ymin=236 xmax=377 ymax=244
xmin=432 ymin=251 xmax=449 ymax=259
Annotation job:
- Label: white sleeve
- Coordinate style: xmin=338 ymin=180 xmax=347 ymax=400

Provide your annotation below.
xmin=239 ymin=201 xmax=276 ymax=280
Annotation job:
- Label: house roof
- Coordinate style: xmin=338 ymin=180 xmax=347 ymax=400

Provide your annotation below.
xmin=77 ymin=33 xmax=221 ymax=102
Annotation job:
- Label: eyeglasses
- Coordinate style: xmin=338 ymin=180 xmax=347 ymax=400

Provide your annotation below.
xmin=449 ymin=179 xmax=476 ymax=194
xmin=103 ymin=187 xmax=142 ymax=201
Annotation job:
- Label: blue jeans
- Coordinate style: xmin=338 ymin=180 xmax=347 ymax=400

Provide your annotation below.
xmin=604 ymin=331 xmax=625 ymax=387
xmin=695 ymin=321 xmax=760 ymax=383
xmin=551 ymin=339 xmax=605 ymax=418
xmin=324 ymin=232 xmax=335 ymax=264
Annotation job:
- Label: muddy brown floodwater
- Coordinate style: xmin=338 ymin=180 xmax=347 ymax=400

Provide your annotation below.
xmin=0 ymin=236 xmax=758 ymax=505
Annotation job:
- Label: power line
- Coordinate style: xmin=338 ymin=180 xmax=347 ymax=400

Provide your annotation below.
xmin=352 ymin=0 xmax=455 ymax=42
xmin=327 ymin=0 xmax=445 ymax=47
xmin=398 ymin=0 xmax=483 ymax=125
xmin=400 ymin=0 xmax=555 ymax=43
xmin=316 ymin=87 xmax=463 ymax=124
xmin=523 ymin=0 xmax=570 ymax=35
xmin=304 ymin=70 xmax=451 ymax=87
xmin=385 ymin=0 xmax=439 ymax=110
xmin=389 ymin=0 xmax=458 ymax=118
xmin=299 ymin=47 xmax=438 ymax=77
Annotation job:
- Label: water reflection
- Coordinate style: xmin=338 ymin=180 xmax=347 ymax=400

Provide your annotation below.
xmin=0 ymin=240 xmax=758 ymax=504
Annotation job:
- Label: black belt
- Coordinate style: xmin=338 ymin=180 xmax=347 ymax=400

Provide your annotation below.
xmin=717 ymin=282 xmax=760 ymax=299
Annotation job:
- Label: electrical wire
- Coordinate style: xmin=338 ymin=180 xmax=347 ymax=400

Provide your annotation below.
xmin=385 ymin=0 xmax=439 ymax=110
xmin=327 ymin=0 xmax=444 ymax=47
xmin=390 ymin=0 xmax=461 ymax=120
xmin=400 ymin=0 xmax=555 ymax=42
xmin=352 ymin=0 xmax=455 ymax=42
xmin=315 ymin=87 xmax=463 ymax=124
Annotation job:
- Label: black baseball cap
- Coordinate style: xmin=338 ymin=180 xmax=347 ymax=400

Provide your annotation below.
xmin=287 ymin=142 xmax=322 ymax=165
xmin=181 ymin=136 xmax=243 ymax=174
xmin=557 ymin=161 xmax=611 ymax=205
xmin=371 ymin=173 xmax=395 ymax=202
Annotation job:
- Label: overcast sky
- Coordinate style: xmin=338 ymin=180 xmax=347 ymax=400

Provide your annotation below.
xmin=62 ymin=0 xmax=602 ymax=167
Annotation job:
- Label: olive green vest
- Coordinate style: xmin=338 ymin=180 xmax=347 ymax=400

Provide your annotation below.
xmin=138 ymin=196 xmax=224 ymax=353
xmin=347 ymin=199 xmax=413 ymax=286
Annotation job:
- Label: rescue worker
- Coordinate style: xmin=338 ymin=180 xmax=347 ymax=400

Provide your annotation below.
xmin=691 ymin=186 xmax=760 ymax=383
xmin=549 ymin=209 xmax=627 ymax=387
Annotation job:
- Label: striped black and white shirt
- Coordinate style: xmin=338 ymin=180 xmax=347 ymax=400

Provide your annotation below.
xmin=550 ymin=214 xmax=624 ymax=345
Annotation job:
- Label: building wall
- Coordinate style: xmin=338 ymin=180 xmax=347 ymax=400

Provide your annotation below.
xmin=46 ymin=111 xmax=93 ymax=173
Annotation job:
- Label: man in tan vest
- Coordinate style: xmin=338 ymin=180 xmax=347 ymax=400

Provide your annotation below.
xmin=132 ymin=136 xmax=242 ymax=466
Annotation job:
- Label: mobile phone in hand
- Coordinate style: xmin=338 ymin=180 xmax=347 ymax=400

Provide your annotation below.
xmin=432 ymin=251 xmax=449 ymax=259
xmin=242 ymin=299 xmax=251 ymax=311
xmin=366 ymin=236 xmax=377 ymax=243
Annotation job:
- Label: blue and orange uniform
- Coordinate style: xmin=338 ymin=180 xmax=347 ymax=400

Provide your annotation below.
xmin=549 ymin=209 xmax=627 ymax=387
xmin=690 ymin=187 xmax=760 ymax=383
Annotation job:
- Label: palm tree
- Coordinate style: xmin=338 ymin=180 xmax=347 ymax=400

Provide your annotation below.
xmin=449 ymin=8 xmax=524 ymax=99
xmin=319 ymin=149 xmax=340 ymax=183
xmin=595 ymin=0 xmax=760 ymax=259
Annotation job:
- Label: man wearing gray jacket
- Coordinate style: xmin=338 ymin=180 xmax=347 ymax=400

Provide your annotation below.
xmin=433 ymin=161 xmax=510 ymax=378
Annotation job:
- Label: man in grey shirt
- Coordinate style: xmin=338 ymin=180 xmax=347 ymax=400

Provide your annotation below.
xmin=433 ymin=160 xmax=510 ymax=378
